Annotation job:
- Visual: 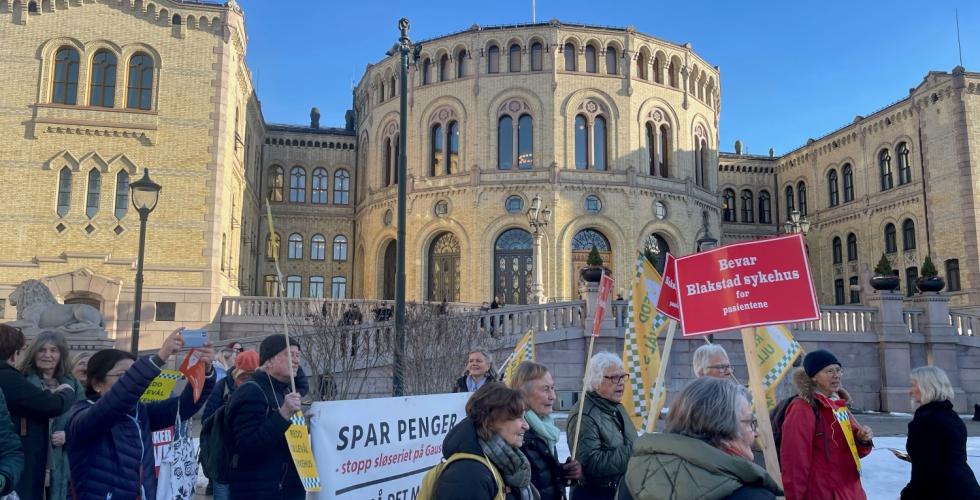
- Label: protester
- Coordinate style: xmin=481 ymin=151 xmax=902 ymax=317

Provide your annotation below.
xmin=900 ymin=366 xmax=980 ymax=499
xmin=692 ymin=344 xmax=733 ymax=379
xmin=619 ymin=377 xmax=783 ymax=500
xmin=434 ymin=382 xmax=536 ymax=499
xmin=202 ymin=349 xmax=259 ymax=500
xmin=454 ymin=349 xmax=497 ymax=392
xmin=0 ymin=391 xmax=23 ymax=498
xmin=225 ymin=334 xmax=305 ymax=500
xmin=70 ymin=351 xmax=92 ymax=387
xmin=65 ymin=328 xmax=216 ymax=499
xmin=215 ymin=342 xmax=240 ymax=381
xmin=566 ymin=352 xmax=636 ymax=500
xmin=780 ymin=349 xmax=873 ymax=500
xmin=0 ymin=324 xmax=75 ymax=500
xmin=19 ymin=330 xmax=84 ymax=500
xmin=510 ymin=361 xmax=582 ymax=500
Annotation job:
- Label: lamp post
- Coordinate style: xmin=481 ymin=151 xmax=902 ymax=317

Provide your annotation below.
xmin=527 ymin=194 xmax=552 ymax=304
xmin=695 ymin=211 xmax=718 ymax=253
xmin=129 ymin=168 xmax=162 ymax=354
xmin=783 ymin=209 xmax=811 ymax=235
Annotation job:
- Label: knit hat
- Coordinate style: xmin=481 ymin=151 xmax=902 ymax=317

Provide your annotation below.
xmin=258 ymin=334 xmax=300 ymax=366
xmin=803 ymin=349 xmax=841 ymax=377
xmin=235 ymin=350 xmax=259 ymax=372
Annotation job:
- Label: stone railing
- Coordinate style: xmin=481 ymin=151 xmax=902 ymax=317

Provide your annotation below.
xmin=219 ymin=297 xmax=479 ymax=322
xmin=949 ymin=311 xmax=979 ymax=337
xmin=481 ymin=301 xmax=586 ymax=337
xmin=904 ymin=309 xmax=924 ymax=334
xmin=788 ymin=305 xmax=877 ymax=334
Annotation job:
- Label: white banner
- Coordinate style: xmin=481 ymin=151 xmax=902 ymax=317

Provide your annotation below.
xmin=309 ymin=392 xmax=469 ymax=500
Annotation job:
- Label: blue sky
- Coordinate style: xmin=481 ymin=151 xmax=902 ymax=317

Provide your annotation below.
xmin=238 ymin=0 xmax=978 ymax=155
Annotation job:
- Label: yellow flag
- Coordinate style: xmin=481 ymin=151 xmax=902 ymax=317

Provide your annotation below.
xmin=753 ymin=324 xmax=803 ymax=409
xmin=621 ymin=253 xmax=669 ymax=430
xmin=285 ymin=411 xmax=321 ymax=492
xmin=504 ymin=329 xmax=536 ymax=385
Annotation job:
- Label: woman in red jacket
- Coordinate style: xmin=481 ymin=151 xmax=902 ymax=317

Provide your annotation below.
xmin=779 ymin=350 xmax=874 ymax=500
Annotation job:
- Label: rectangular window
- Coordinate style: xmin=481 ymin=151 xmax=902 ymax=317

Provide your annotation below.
xmin=309 ymin=276 xmax=324 ymax=299
xmin=946 ymin=259 xmax=961 ymax=292
xmin=155 ymin=302 xmax=176 ymax=321
xmin=905 ymin=267 xmax=918 ymax=297
xmin=849 ymin=276 xmax=860 ymax=304
xmin=834 ymin=279 xmax=845 ymax=305
xmin=286 ymin=276 xmax=302 ymax=298
xmin=263 ymin=275 xmax=279 ymax=297
xmin=331 ymin=276 xmax=347 ymax=299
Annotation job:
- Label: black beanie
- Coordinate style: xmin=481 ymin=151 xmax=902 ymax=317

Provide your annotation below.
xmin=803 ymin=349 xmax=841 ymax=377
xmin=259 ymin=334 xmax=299 ymax=366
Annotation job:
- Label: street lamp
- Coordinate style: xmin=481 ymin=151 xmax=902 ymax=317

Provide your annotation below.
xmin=129 ymin=168 xmax=162 ymax=354
xmin=783 ymin=209 xmax=811 ymax=235
xmin=527 ymin=194 xmax=552 ymax=304
xmin=695 ymin=211 xmax=718 ymax=252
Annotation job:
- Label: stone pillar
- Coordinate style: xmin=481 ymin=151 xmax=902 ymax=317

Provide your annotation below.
xmin=579 ymin=281 xmax=614 ymax=335
xmin=868 ymin=292 xmax=912 ymax=412
xmin=910 ymin=293 xmax=967 ymax=412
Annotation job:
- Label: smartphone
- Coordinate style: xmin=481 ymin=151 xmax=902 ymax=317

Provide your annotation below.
xmin=181 ymin=328 xmax=208 ymax=348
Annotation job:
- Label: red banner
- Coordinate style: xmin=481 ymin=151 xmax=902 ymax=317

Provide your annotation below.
xmin=656 ymin=254 xmax=680 ymax=321
xmin=674 ymin=234 xmax=819 ymax=336
xmin=591 ymin=273 xmax=614 ymax=337
xmin=179 ymin=349 xmax=206 ymax=403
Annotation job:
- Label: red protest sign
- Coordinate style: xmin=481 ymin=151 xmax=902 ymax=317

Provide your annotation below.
xmin=179 ymin=349 xmax=206 ymax=403
xmin=656 ymin=254 xmax=680 ymax=321
xmin=591 ymin=273 xmax=614 ymax=337
xmin=674 ymin=234 xmax=818 ymax=336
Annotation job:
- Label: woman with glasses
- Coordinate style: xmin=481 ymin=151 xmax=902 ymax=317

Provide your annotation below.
xmin=618 ymin=377 xmax=783 ymax=499
xmin=566 ymin=352 xmax=636 ymax=499
xmin=780 ymin=349 xmax=873 ymax=500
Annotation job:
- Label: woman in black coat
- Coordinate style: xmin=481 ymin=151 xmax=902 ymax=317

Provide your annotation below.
xmin=0 ymin=325 xmax=75 ymax=500
xmin=901 ymin=366 xmax=980 ymax=499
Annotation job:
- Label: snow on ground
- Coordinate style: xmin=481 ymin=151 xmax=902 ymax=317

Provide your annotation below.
xmin=557 ymin=434 xmax=980 ymax=499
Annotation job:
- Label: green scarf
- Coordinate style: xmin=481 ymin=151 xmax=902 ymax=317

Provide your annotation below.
xmin=524 ymin=410 xmax=560 ymax=453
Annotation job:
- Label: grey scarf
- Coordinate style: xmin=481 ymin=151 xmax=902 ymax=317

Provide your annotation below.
xmin=479 ymin=433 xmax=539 ymax=500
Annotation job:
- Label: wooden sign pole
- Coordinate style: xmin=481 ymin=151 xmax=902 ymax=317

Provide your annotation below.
xmin=570 ymin=334 xmax=597 ymax=459
xmin=740 ymin=327 xmax=783 ymax=488
xmin=645 ymin=321 xmax=677 ymax=432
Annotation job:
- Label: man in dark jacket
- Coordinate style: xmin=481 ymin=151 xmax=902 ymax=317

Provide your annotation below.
xmin=0 ymin=390 xmax=24 ymax=497
xmin=226 ymin=334 xmax=305 ymax=500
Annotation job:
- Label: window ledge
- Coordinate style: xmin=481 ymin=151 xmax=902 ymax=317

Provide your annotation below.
xmin=31 ymin=104 xmax=159 ymax=144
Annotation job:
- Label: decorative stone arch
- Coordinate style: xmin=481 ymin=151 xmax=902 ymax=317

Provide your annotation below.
xmin=556 ymin=214 xmax=628 ymax=296
xmin=41 ymin=268 xmax=122 ymax=339
xmin=78 ymin=152 xmax=110 ymax=175
xmin=488 ymin=89 xmax=544 ymax=170
xmin=480 ymin=214 xmax=552 ymax=303
xmin=36 ymin=37 xmax=85 ymax=104
xmin=490 ymin=226 xmax=536 ymax=305
xmin=44 ymin=150 xmax=80 ymax=171
xmin=417 ymin=219 xmax=470 ymax=301
xmin=668 ymin=54 xmax=683 ymax=87
xmin=561 ymin=88 xmax=620 ymax=168
xmin=120 ymin=42 xmax=163 ymax=109
xmin=483 ymin=38 xmax=503 ymax=54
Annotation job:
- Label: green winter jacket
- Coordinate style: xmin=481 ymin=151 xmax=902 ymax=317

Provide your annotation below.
xmin=26 ymin=373 xmax=84 ymax=500
xmin=622 ymin=433 xmax=783 ymax=500
xmin=566 ymin=391 xmax=637 ymax=489
xmin=0 ymin=390 xmax=24 ymax=496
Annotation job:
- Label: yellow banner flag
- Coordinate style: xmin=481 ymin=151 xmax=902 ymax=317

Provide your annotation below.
xmin=140 ymin=370 xmax=182 ymax=402
xmin=285 ymin=411 xmax=321 ymax=492
xmin=504 ymin=329 xmax=536 ymax=386
xmin=753 ymin=324 xmax=803 ymax=410
xmin=622 ymin=253 xmax=670 ymax=430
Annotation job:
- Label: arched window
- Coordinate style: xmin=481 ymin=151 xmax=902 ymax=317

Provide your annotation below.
xmin=389 ymin=75 xmax=396 ymax=97
xmin=945 ymin=259 xmax=961 ymax=292
xmin=884 ymin=223 xmax=897 ymax=254
xmin=331 ymin=276 xmax=347 ymax=299
xmin=447 ymin=121 xmax=459 ymax=174
xmin=285 ymin=276 xmax=302 ymax=298
xmin=333 ymin=169 xmax=350 ymax=204
xmin=584 ymin=45 xmax=597 ymax=73
xmin=827 ymin=169 xmax=839 ymax=207
xmin=309 ymin=276 xmax=324 ymax=298
xmin=287 ymin=233 xmax=303 ymax=259
xmin=902 ymin=219 xmax=916 ymax=250
xmin=574 ymin=115 xmax=588 ymax=169
xmin=645 ymin=123 xmax=656 ymax=175
xmin=428 ymin=232 xmax=461 ymax=302
xmin=421 ymin=58 xmax=431 ymax=84
xmin=430 ymin=123 xmax=443 ymax=176
xmin=758 ymin=190 xmax=771 ymax=224
xmin=594 ymin=116 xmax=607 ymax=170
xmin=172 ymin=14 xmax=181 ymax=25
xmin=269 ymin=166 xmax=284 ymax=202
xmin=289 ymin=167 xmax=306 ymax=203
xmin=897 ymin=142 xmax=912 ymax=185
xmin=605 ymin=46 xmax=617 ymax=74
xmin=311 ymin=167 xmax=328 ymax=204
xmin=847 ymin=233 xmax=857 ymax=261
xmin=797 ymin=181 xmax=807 ymax=216
xmin=832 ymin=237 xmax=842 ymax=264
xmin=499 ymin=111 xmax=532 ymax=170
xmin=697 ymin=138 xmax=708 ymax=187
xmin=266 ymin=232 xmax=280 ymax=261
xmin=126 ymin=53 xmax=154 ymax=110
xmin=653 ymin=55 xmax=663 ymax=84
xmin=311 ymin=234 xmax=326 ymax=260
xmin=85 ymin=169 xmax=100 ymax=219
xmin=842 ymin=164 xmax=854 ymax=202
xmin=333 ymin=235 xmax=348 ymax=261
xmin=834 ymin=279 xmax=845 ymax=305
xmin=89 ymin=50 xmax=117 ymax=108
xmin=52 ymin=47 xmax=80 ymax=105
xmin=722 ymin=189 xmax=736 ymax=222
xmin=383 ymin=137 xmax=393 ymax=186
xmin=637 ymin=52 xmax=648 ymax=80
xmin=784 ymin=185 xmax=795 ymax=220
xmin=28 ymin=1 xmax=37 ymax=12
xmin=456 ymin=49 xmax=467 ymax=77
xmin=509 ymin=43 xmax=521 ymax=72
xmin=378 ymin=81 xmax=385 ymax=103
xmin=498 ymin=115 xmax=513 ymax=169
xmin=668 ymin=59 xmax=679 ymax=88
xmin=114 ymin=170 xmax=129 ymax=219
xmin=741 ymin=190 xmax=754 ymax=223
xmin=563 ymin=43 xmax=576 ymax=71
xmin=487 ymin=45 xmax=500 ymax=74
xmin=493 ymin=229 xmax=533 ymax=304
xmin=530 ymin=42 xmax=543 ymax=71
xmin=439 ymin=54 xmax=449 ymax=81
xmin=879 ymin=149 xmax=893 ymax=191
xmin=659 ymin=124 xmax=670 ymax=177
xmin=574 ymin=111 xmax=606 ymax=170
xmin=56 ymin=167 xmax=72 ymax=217
xmin=518 ymin=114 xmax=533 ymax=169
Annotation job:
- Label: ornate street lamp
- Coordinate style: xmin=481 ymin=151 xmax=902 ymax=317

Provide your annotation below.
xmin=695 ymin=211 xmax=718 ymax=252
xmin=527 ymin=194 xmax=552 ymax=304
xmin=129 ymin=168 xmax=162 ymax=354
xmin=783 ymin=209 xmax=811 ymax=235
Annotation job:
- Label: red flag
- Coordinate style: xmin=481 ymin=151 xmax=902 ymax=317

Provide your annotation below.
xmin=656 ymin=254 xmax=681 ymax=321
xmin=591 ymin=273 xmax=615 ymax=337
xmin=178 ymin=349 xmax=206 ymax=403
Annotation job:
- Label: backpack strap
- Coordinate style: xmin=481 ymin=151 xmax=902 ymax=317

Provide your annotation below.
xmin=444 ymin=452 xmax=505 ymax=500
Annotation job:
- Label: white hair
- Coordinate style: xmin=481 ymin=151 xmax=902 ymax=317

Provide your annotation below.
xmin=693 ymin=344 xmax=729 ymax=377
xmin=911 ymin=365 xmax=954 ymax=405
xmin=585 ymin=352 xmax=625 ymax=392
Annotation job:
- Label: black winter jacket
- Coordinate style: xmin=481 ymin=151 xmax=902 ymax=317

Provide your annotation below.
xmin=521 ymin=425 xmax=566 ymax=500
xmin=901 ymin=399 xmax=980 ymax=499
xmin=434 ymin=417 xmax=518 ymax=500
xmin=0 ymin=390 xmax=23 ymax=496
xmin=0 ymin=360 xmax=74 ymax=499
xmin=226 ymin=370 xmax=305 ymax=500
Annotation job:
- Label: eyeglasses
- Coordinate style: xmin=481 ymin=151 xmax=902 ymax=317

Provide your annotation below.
xmin=741 ymin=417 xmax=759 ymax=432
xmin=821 ymin=367 xmax=844 ymax=376
xmin=707 ymin=364 xmax=733 ymax=372
xmin=603 ymin=374 xmax=629 ymax=383
xmin=233 ymin=347 xmax=243 ymax=353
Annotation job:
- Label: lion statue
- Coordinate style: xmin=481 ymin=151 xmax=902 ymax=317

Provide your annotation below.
xmin=7 ymin=279 xmax=104 ymax=336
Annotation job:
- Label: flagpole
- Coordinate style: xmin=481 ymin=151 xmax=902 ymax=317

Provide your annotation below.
xmin=572 ymin=273 xmax=612 ymax=458
xmin=570 ymin=334 xmax=596 ymax=459
xmin=266 ymin=199 xmax=297 ymax=394
xmin=645 ymin=320 xmax=677 ymax=432
xmin=740 ymin=327 xmax=782 ymax=487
